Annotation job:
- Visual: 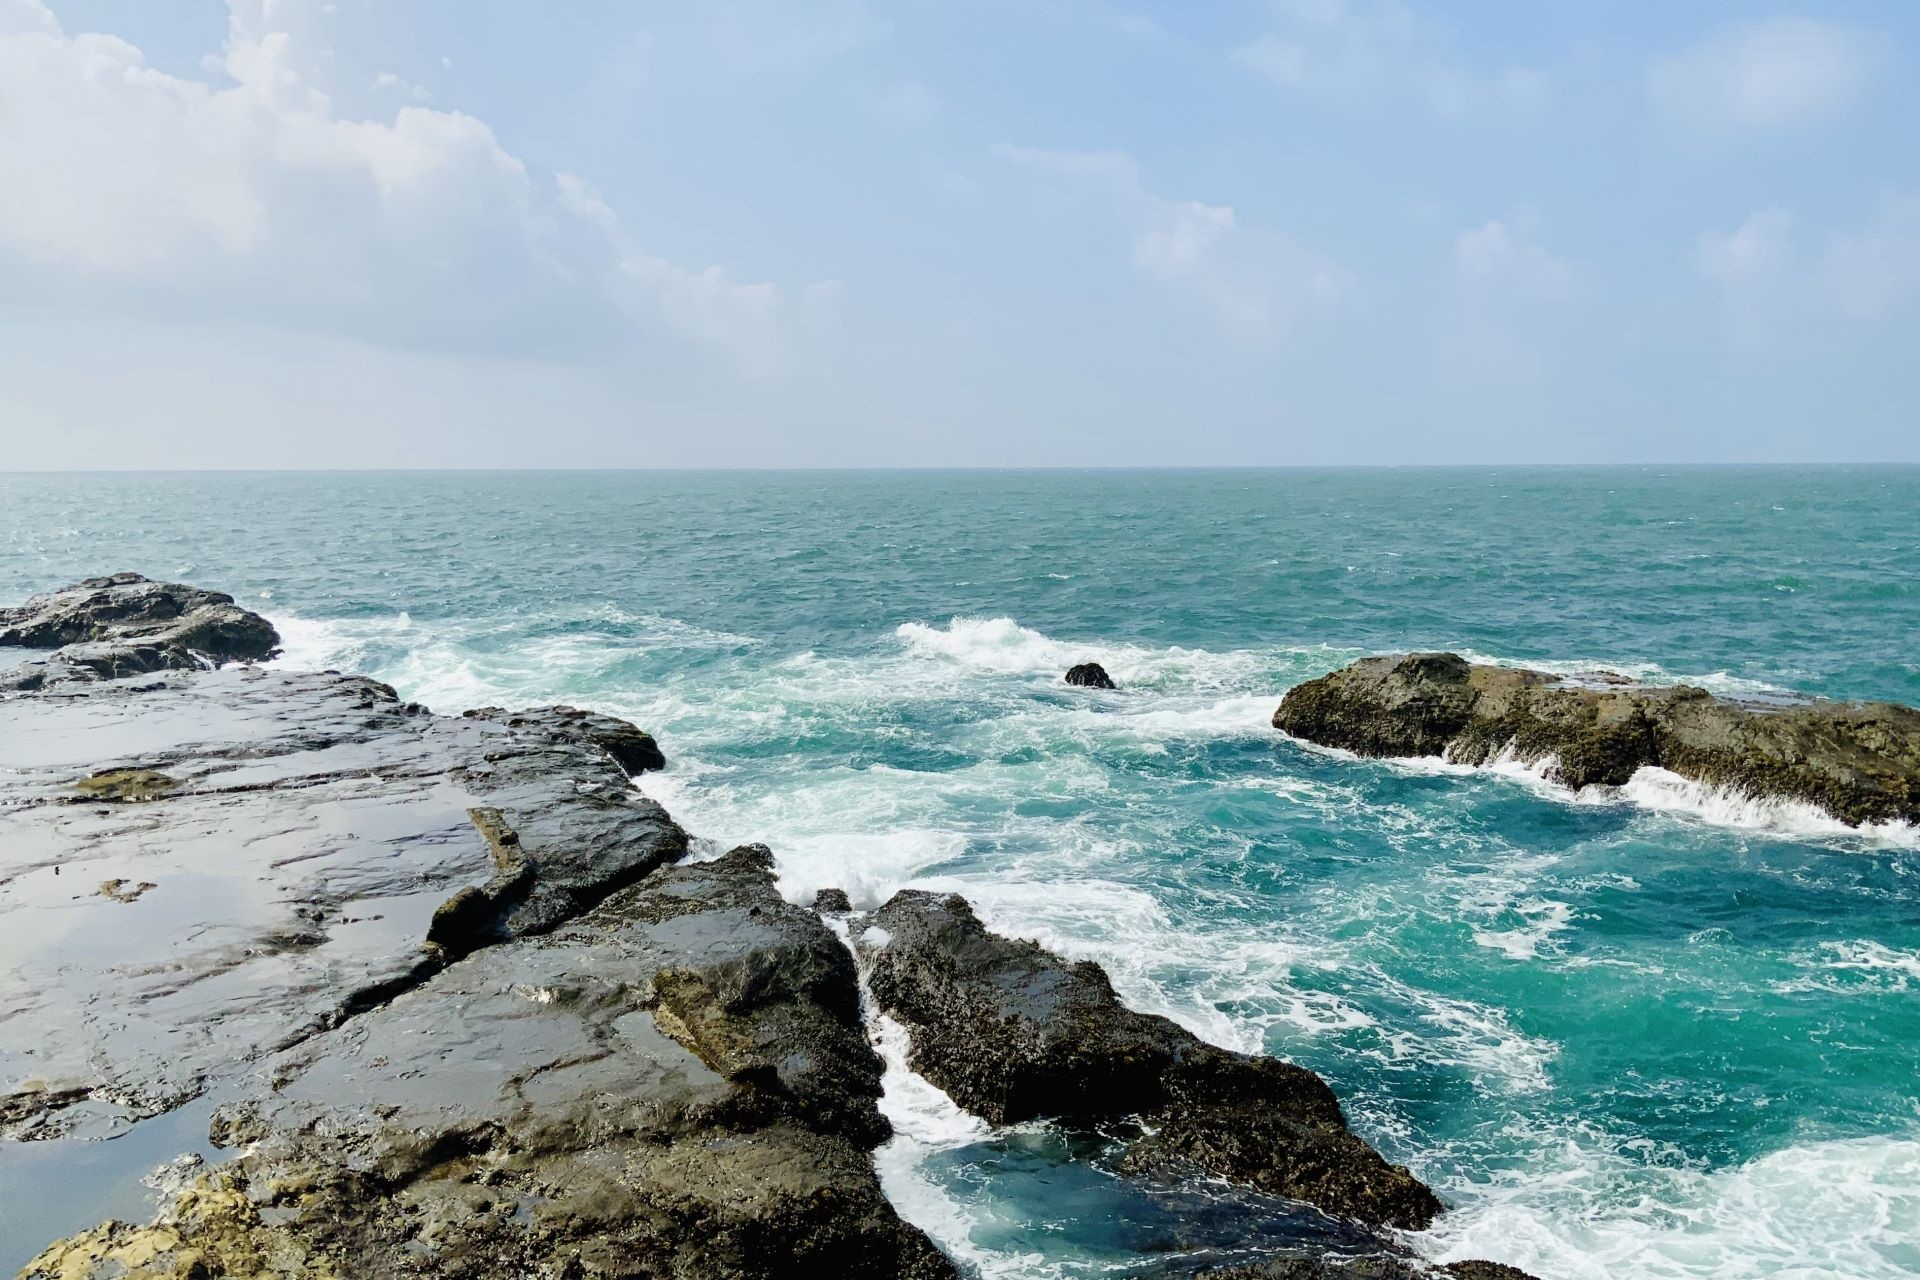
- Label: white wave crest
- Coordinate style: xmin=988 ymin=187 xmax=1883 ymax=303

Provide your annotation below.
xmin=1473 ymin=898 xmax=1575 ymax=962
xmin=1422 ymin=1132 xmax=1920 ymax=1280
xmin=1331 ymin=740 xmax=1920 ymax=850
xmin=1452 ymin=649 xmax=1792 ymax=698
xmin=1612 ymin=768 xmax=1920 ymax=849
xmin=894 ymin=615 xmax=1336 ymax=693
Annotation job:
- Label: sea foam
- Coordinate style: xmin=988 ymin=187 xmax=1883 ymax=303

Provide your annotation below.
xmin=1420 ymin=1133 xmax=1920 ymax=1280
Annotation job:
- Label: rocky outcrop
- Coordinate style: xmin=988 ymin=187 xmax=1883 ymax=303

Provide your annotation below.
xmin=0 ymin=573 xmax=280 ymax=688
xmin=464 ymin=704 xmax=666 ymax=777
xmin=1066 ymin=661 xmax=1117 ymax=689
xmin=0 ymin=665 xmax=688 ymax=1143
xmin=20 ymin=845 xmax=953 ymax=1279
xmin=1275 ymin=652 xmax=1920 ymax=827
xmin=859 ymin=891 xmax=1442 ymax=1231
xmin=3 ymin=596 xmax=952 ymax=1276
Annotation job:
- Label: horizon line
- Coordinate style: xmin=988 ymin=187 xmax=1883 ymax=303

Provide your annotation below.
xmin=3 ymin=461 xmax=1918 ymax=477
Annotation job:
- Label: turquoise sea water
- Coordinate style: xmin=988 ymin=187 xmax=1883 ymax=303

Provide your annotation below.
xmin=2 ymin=467 xmax=1918 ymax=1279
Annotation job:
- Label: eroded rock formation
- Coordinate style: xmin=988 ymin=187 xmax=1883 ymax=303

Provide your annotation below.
xmin=0 ymin=572 xmax=280 ymax=688
xmin=859 ymin=890 xmax=1443 ymax=1231
xmin=1275 ymin=652 xmax=1920 ymax=827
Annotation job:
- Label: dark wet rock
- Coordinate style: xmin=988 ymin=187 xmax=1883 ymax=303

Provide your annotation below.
xmin=1274 ymin=652 xmax=1920 ymax=827
xmin=1066 ymin=661 xmax=1117 ymax=689
xmin=6 ymin=602 xmax=948 ymax=1277
xmin=860 ymin=890 xmax=1441 ymax=1230
xmin=464 ymin=703 xmax=666 ymax=776
xmin=813 ymin=887 xmax=853 ymax=914
xmin=0 ymin=574 xmax=279 ymax=688
xmin=22 ymin=845 xmax=952 ymax=1280
xmin=0 ymin=664 xmax=685 ymax=1141
xmin=1199 ymin=1257 xmax=1541 ymax=1280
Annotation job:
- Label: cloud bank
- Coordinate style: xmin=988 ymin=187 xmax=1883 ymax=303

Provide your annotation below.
xmin=0 ymin=0 xmax=822 ymax=368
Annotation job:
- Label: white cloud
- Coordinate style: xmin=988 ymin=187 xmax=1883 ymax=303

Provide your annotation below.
xmin=1819 ymin=195 xmax=1920 ymax=318
xmin=1648 ymin=18 xmax=1881 ymax=133
xmin=997 ymin=146 xmax=1345 ymax=344
xmin=1695 ymin=199 xmax=1920 ymax=330
xmin=0 ymin=0 xmax=818 ymax=369
xmin=1233 ymin=0 xmax=1544 ymax=120
xmin=373 ymin=71 xmax=431 ymax=103
xmin=1455 ymin=219 xmax=1572 ymax=301
xmin=1697 ymin=208 xmax=1794 ymax=287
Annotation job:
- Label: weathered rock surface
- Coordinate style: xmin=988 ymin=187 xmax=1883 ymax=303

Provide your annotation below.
xmin=859 ymin=891 xmax=1442 ymax=1231
xmin=1066 ymin=661 xmax=1117 ymax=689
xmin=464 ymin=705 xmax=666 ymax=777
xmin=21 ymin=845 xmax=954 ymax=1279
xmin=0 ymin=574 xmax=280 ymax=689
xmin=1275 ymin=652 xmax=1920 ymax=827
xmin=1 ymin=665 xmax=685 ymax=1142
xmin=1 ymin=572 xmax=953 ymax=1277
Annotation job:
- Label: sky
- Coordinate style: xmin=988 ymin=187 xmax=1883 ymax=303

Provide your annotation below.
xmin=1 ymin=0 xmax=1916 ymax=468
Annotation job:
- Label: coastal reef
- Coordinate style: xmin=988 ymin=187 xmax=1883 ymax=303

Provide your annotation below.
xmin=4 ymin=576 xmax=944 ymax=1278
xmin=1275 ymin=652 xmax=1920 ymax=828
xmin=8 ymin=578 xmax=1529 ymax=1278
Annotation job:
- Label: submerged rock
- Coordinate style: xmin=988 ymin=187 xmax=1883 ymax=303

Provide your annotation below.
xmin=859 ymin=891 xmax=1442 ymax=1231
xmin=0 ymin=573 xmax=280 ymax=688
xmin=1274 ymin=652 xmax=1920 ymax=827
xmin=1066 ymin=661 xmax=1117 ymax=689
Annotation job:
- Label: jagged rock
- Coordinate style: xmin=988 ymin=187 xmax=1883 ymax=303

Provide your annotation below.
xmin=0 ymin=664 xmax=685 ymax=1141
xmin=813 ymin=887 xmax=853 ymax=914
xmin=859 ymin=890 xmax=1442 ymax=1230
xmin=1066 ymin=662 xmax=1117 ymax=689
xmin=22 ymin=845 xmax=953 ymax=1279
xmin=464 ymin=704 xmax=666 ymax=776
xmin=1273 ymin=652 xmax=1920 ymax=827
xmin=0 ymin=574 xmax=280 ymax=687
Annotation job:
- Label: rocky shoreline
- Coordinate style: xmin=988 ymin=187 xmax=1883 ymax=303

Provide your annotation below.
xmin=5 ymin=577 xmax=1531 ymax=1278
xmin=1276 ymin=652 xmax=1920 ymax=828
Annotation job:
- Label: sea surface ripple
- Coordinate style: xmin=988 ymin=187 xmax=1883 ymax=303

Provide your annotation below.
xmin=3 ymin=467 xmax=1917 ymax=1278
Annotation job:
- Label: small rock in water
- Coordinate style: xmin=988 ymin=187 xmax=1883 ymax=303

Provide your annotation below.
xmin=813 ymin=887 xmax=853 ymax=914
xmin=1065 ymin=662 xmax=1116 ymax=689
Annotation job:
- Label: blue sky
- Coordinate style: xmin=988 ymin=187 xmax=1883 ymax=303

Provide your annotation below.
xmin=2 ymin=1 xmax=1916 ymax=467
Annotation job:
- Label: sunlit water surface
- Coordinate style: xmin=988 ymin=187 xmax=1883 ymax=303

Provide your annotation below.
xmin=3 ymin=468 xmax=1917 ymax=1279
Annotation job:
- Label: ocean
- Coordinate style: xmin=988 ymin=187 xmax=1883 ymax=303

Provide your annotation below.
xmin=2 ymin=467 xmax=1917 ymax=1279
